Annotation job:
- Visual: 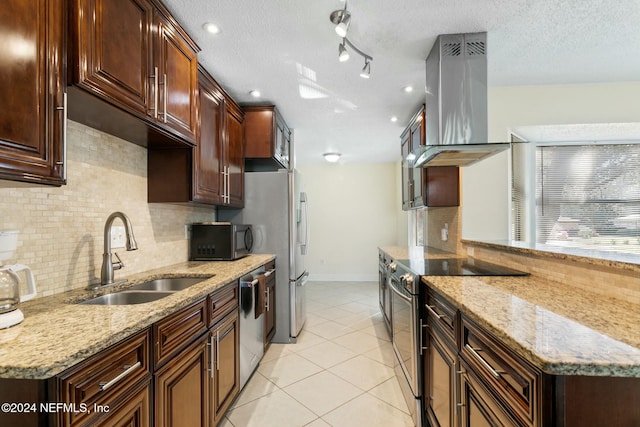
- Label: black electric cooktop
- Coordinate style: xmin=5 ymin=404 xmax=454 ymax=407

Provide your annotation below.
xmin=396 ymin=257 xmax=529 ymax=276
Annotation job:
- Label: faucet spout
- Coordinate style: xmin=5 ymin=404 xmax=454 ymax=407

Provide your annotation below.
xmin=100 ymin=212 xmax=138 ymax=286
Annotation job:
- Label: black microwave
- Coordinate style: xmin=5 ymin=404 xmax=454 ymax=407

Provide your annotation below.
xmin=190 ymin=223 xmax=253 ymax=261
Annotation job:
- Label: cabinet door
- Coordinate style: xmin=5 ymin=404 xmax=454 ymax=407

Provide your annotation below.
xmin=156 ymin=13 xmax=198 ymax=143
xmin=225 ymin=105 xmax=245 ymax=207
xmin=211 ymin=311 xmax=240 ymax=426
xmin=425 ymin=327 xmax=457 ymax=427
xmin=264 ymin=273 xmax=276 ymax=346
xmin=0 ymin=0 xmax=65 ymax=185
xmin=274 ymin=115 xmax=289 ymax=169
xmin=459 ymin=363 xmax=518 ymax=427
xmin=94 ymin=381 xmax=151 ymax=427
xmin=73 ymin=0 xmax=152 ymax=116
xmin=194 ymin=73 xmax=224 ymax=204
xmin=155 ymin=334 xmax=209 ymax=427
xmin=401 ymin=129 xmax=414 ymax=210
xmin=411 ymin=114 xmax=427 ymax=207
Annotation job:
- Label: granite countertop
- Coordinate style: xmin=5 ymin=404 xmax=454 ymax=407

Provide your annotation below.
xmin=423 ymin=275 xmax=640 ymax=378
xmin=378 ymin=245 xmax=640 ymax=377
xmin=378 ymin=245 xmax=462 ymax=261
xmin=0 ymin=254 xmax=274 ymax=380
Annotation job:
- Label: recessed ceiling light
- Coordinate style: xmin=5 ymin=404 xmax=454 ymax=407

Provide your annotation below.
xmin=202 ymin=23 xmax=220 ymax=34
xmin=404 ymin=86 xmax=413 ymax=93
xmin=249 ymin=90 xmax=261 ymax=98
xmin=390 ymin=116 xmax=398 ymax=123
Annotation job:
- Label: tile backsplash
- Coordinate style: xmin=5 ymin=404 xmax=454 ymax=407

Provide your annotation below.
xmin=0 ymin=121 xmax=215 ymax=298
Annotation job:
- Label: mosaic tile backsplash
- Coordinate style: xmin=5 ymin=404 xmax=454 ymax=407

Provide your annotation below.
xmin=0 ymin=121 xmax=215 ymax=298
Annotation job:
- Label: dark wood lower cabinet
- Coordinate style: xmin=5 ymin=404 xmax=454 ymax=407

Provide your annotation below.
xmin=425 ymin=326 xmax=457 ymax=427
xmin=154 ymin=333 xmax=209 ymax=427
xmin=420 ymin=282 xmax=640 ymax=427
xmin=459 ymin=362 xmax=519 ymax=427
xmin=211 ymin=311 xmax=240 ymax=426
xmin=264 ymin=263 xmax=276 ymax=347
xmin=93 ymin=381 xmax=151 ymax=427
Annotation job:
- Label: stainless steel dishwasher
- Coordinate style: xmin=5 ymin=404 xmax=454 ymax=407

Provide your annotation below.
xmin=239 ymin=267 xmax=265 ymax=389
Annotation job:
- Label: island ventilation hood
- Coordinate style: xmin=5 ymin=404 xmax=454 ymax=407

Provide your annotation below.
xmin=408 ymin=32 xmax=510 ymax=168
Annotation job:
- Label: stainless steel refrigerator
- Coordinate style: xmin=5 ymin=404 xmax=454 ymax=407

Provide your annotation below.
xmin=218 ymin=169 xmax=309 ymax=343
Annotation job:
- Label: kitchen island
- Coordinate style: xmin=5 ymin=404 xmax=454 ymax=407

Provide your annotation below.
xmin=380 ymin=244 xmax=640 ymax=426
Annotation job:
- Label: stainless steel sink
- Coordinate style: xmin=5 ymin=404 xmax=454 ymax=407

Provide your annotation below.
xmin=79 ymin=291 xmax=175 ymax=305
xmin=128 ymin=276 xmax=210 ymax=292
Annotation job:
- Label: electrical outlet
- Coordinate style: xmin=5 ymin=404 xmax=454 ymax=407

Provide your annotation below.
xmin=184 ymin=224 xmax=190 ymax=240
xmin=111 ymin=225 xmax=126 ymax=249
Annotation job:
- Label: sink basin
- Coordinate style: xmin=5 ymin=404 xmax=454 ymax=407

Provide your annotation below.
xmin=79 ymin=291 xmax=174 ymax=305
xmin=128 ymin=276 xmax=210 ymax=292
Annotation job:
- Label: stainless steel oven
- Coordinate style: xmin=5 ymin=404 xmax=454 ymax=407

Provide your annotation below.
xmin=389 ymin=263 xmax=422 ymax=427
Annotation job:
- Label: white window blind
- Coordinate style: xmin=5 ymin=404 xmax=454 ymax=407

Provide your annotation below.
xmin=535 ymin=144 xmax=640 ymax=256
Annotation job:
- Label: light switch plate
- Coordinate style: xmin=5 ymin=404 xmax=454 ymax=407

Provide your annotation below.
xmin=111 ymin=225 xmax=126 ymax=249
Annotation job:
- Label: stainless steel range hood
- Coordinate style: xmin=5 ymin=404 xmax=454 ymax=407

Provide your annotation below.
xmin=408 ymin=32 xmax=510 ymax=168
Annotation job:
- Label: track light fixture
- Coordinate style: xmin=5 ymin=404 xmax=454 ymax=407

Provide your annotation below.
xmin=329 ymin=3 xmax=373 ymax=79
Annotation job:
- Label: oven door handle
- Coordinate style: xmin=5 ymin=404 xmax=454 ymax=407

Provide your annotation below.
xmin=389 ymin=278 xmax=412 ymax=303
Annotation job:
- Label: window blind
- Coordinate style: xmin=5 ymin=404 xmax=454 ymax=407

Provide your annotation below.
xmin=535 ymin=144 xmax=640 ymax=254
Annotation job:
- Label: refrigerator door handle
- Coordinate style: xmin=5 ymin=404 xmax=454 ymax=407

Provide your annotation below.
xmin=300 ymin=192 xmax=309 ymax=255
xmin=296 ymin=271 xmax=309 ymax=287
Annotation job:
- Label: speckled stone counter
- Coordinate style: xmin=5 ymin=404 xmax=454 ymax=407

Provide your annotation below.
xmin=422 ymin=274 xmax=640 ymax=377
xmin=0 ymin=254 xmax=274 ymax=379
xmin=378 ymin=245 xmax=461 ymax=261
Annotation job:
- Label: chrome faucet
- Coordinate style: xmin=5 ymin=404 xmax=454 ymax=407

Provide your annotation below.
xmin=100 ymin=212 xmax=138 ymax=286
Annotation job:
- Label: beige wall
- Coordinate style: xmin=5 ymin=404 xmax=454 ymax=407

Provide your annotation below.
xmin=298 ymin=162 xmax=400 ymax=281
xmin=462 ymin=81 xmax=640 ymax=240
xmin=0 ymin=121 xmax=215 ymax=298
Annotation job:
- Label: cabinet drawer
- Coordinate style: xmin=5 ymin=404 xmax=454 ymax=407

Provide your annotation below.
xmin=459 ymin=359 xmax=521 ymax=427
xmin=154 ymin=299 xmax=208 ymax=367
xmin=461 ymin=316 xmax=540 ymax=426
xmin=58 ymin=329 xmax=151 ymax=426
xmin=425 ymin=287 xmax=457 ymax=346
xmin=208 ymin=281 xmax=239 ymax=328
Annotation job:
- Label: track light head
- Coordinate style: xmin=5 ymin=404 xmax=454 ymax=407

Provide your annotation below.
xmin=360 ymin=60 xmax=371 ymax=79
xmin=338 ymin=41 xmax=350 ymax=62
xmin=330 ymin=9 xmax=351 ymax=38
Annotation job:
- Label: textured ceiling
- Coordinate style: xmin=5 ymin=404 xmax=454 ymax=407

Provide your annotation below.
xmin=162 ymin=0 xmax=640 ymax=164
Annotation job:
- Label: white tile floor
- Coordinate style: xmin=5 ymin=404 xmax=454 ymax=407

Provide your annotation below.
xmin=222 ymin=281 xmax=415 ymax=427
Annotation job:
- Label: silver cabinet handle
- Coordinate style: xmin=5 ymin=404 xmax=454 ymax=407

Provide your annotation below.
xmin=265 ymin=287 xmax=270 ymax=312
xmin=162 ymin=73 xmax=168 ymax=123
xmin=150 ymin=67 xmax=159 ymax=119
xmin=425 ymin=305 xmax=442 ymax=320
xmin=215 ymin=330 xmax=220 ymax=370
xmin=98 ymin=361 xmax=141 ymax=391
xmin=55 ymin=92 xmax=67 ymax=180
xmin=264 ymin=269 xmax=275 ymax=277
xmin=207 ymin=335 xmax=214 ymax=378
xmin=465 ymin=344 xmax=504 ymax=379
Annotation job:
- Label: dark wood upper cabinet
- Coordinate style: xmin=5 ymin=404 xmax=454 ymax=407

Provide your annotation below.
xmin=0 ymin=0 xmax=66 ymax=186
xmin=243 ymin=105 xmax=290 ymax=171
xmin=68 ymin=0 xmax=199 ymax=147
xmin=225 ymin=102 xmax=245 ymax=207
xmin=192 ymin=69 xmax=224 ymax=204
xmin=401 ymin=105 xmax=459 ymax=210
xmin=148 ymin=67 xmax=244 ymax=207
xmin=155 ymin=10 xmax=198 ymax=142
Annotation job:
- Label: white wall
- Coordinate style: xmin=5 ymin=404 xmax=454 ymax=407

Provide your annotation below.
xmin=298 ymin=162 xmax=400 ymax=281
xmin=462 ymin=81 xmax=640 ymax=240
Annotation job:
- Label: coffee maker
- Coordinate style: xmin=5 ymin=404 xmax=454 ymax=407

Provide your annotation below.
xmin=0 ymin=230 xmax=37 ymax=329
